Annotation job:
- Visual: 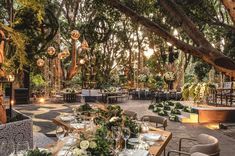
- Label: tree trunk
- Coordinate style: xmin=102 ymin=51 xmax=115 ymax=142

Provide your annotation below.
xmin=66 ymin=40 xmax=78 ymax=80
xmin=105 ymin=0 xmax=235 ymax=78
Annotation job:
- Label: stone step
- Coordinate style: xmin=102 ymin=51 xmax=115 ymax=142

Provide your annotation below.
xmin=177 ymin=114 xmax=198 ymax=123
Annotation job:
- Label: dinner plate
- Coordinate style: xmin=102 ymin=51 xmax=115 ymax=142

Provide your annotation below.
xmin=142 ymin=133 xmax=161 ymax=141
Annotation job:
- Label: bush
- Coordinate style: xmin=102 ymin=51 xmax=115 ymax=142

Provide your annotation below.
xmin=167 ymin=101 xmax=175 ymax=106
xmin=163 ymin=105 xmax=171 ymax=111
xmin=174 ymin=102 xmax=184 ymax=109
xmin=170 ymin=109 xmax=181 ymax=115
xmin=153 ymin=107 xmax=162 ymax=113
xmin=148 ymin=104 xmax=154 ymax=110
xmin=158 ymin=110 xmax=168 ymax=116
xmin=182 ymin=106 xmax=192 ymax=113
xmin=169 ymin=114 xmax=179 ymax=122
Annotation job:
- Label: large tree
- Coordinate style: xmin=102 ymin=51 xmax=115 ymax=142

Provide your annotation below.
xmin=102 ymin=0 xmax=235 ymax=78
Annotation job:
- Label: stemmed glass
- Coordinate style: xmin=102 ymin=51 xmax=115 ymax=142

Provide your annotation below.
xmin=121 ymin=127 xmax=131 ymax=151
xmin=56 ymin=126 xmax=66 ymax=140
xmin=16 ymin=141 xmax=29 ymax=155
xmin=111 ymin=126 xmax=121 ymax=155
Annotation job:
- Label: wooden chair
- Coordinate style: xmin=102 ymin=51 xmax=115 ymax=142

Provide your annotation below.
xmin=214 ymin=82 xmax=233 ymax=106
xmin=169 ymin=134 xmax=220 ymax=156
xmin=123 ymin=110 xmax=137 ymax=120
xmin=141 ymin=115 xmax=167 ymax=130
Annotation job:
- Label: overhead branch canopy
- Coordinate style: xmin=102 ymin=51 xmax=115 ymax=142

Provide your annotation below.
xmin=104 ymin=0 xmax=235 ymax=78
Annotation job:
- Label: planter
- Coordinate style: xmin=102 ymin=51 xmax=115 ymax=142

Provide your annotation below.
xmin=0 ymin=109 xmax=33 ymax=152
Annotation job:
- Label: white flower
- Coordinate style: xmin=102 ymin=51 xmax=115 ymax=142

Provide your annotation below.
xmin=89 ymin=141 xmax=97 ymax=149
xmin=109 ymin=116 xmax=119 ymax=122
xmin=80 ymin=140 xmax=90 ymax=150
xmin=73 ymin=148 xmax=88 ymax=156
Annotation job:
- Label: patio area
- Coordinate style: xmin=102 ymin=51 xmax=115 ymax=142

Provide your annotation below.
xmin=14 ymin=100 xmax=235 ymax=156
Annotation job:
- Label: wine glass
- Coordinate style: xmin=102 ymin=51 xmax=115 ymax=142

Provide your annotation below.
xmin=111 ymin=127 xmax=121 ymax=156
xmin=16 ymin=141 xmax=29 ymax=155
xmin=121 ymin=128 xmax=131 ymax=151
xmin=56 ymin=126 xmax=66 ymax=140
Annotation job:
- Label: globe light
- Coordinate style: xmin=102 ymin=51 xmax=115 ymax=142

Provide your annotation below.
xmin=71 ymin=30 xmax=80 ymax=40
xmin=144 ymin=48 xmax=154 ymax=58
xmin=80 ymin=59 xmax=85 ymax=65
xmin=173 ymin=29 xmax=178 ymax=36
xmin=63 ymin=47 xmax=70 ymax=57
xmin=47 ymin=46 xmax=56 ymax=56
xmin=37 ymin=58 xmax=45 ymax=67
xmin=167 ymin=42 xmax=172 ymax=46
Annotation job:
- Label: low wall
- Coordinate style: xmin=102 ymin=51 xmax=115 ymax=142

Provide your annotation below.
xmin=0 ymin=109 xmax=33 ymax=154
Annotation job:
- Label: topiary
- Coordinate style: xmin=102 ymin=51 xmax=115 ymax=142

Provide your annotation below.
xmin=148 ymin=104 xmax=154 ymax=110
xmin=174 ymin=102 xmax=184 ymax=109
xmin=153 ymin=107 xmax=162 ymax=113
xmin=170 ymin=109 xmax=181 ymax=115
xmin=169 ymin=114 xmax=179 ymax=122
xmin=158 ymin=110 xmax=168 ymax=116
xmin=163 ymin=105 xmax=171 ymax=111
xmin=182 ymin=106 xmax=192 ymax=113
xmin=167 ymin=101 xmax=175 ymax=106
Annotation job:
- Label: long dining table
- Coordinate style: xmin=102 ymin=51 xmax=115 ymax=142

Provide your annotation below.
xmin=53 ymin=117 xmax=172 ymax=156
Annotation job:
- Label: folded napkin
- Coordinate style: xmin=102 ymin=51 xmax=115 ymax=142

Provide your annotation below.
xmin=142 ymin=133 xmax=161 ymax=141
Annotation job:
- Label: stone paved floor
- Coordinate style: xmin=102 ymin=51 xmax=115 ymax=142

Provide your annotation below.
xmin=14 ymin=100 xmax=235 ymax=156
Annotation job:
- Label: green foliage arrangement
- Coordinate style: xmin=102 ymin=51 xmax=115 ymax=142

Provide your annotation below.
xmin=149 ymin=101 xmax=193 ymax=122
xmin=24 ymin=148 xmax=52 ymax=156
xmin=182 ymin=82 xmax=216 ymax=103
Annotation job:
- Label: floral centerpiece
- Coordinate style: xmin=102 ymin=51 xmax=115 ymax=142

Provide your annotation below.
xmin=68 ymin=103 xmax=141 ymax=156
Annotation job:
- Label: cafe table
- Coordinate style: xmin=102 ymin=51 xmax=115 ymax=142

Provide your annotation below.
xmin=53 ymin=117 xmax=172 ymax=156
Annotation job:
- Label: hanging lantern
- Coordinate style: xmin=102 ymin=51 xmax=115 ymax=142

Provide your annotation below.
xmin=81 ymin=39 xmax=89 ymax=50
xmin=58 ymin=52 xmax=67 ymax=60
xmin=71 ymin=30 xmax=80 ymax=40
xmin=37 ymin=58 xmax=45 ymax=67
xmin=79 ymin=59 xmax=85 ymax=65
xmin=63 ymin=47 xmax=70 ymax=57
xmin=47 ymin=46 xmax=56 ymax=56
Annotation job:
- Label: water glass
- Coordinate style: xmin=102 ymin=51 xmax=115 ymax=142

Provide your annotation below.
xmin=16 ymin=141 xmax=29 ymax=155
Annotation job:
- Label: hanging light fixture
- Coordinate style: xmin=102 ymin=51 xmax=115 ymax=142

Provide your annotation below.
xmin=71 ymin=30 xmax=80 ymax=40
xmin=79 ymin=59 xmax=85 ymax=65
xmin=37 ymin=58 xmax=45 ymax=67
xmin=47 ymin=46 xmax=56 ymax=56
xmin=63 ymin=47 xmax=70 ymax=57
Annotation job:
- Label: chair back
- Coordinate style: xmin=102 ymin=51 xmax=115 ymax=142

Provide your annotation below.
xmin=191 ymin=152 xmax=209 ymax=156
xmin=123 ymin=110 xmax=137 ymax=120
xmin=223 ymin=82 xmax=232 ymax=89
xmin=190 ymin=134 xmax=220 ymax=156
xmin=141 ymin=115 xmax=167 ymax=129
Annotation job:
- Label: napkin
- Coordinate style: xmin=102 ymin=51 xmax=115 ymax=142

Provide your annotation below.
xmin=142 ymin=133 xmax=161 ymax=141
